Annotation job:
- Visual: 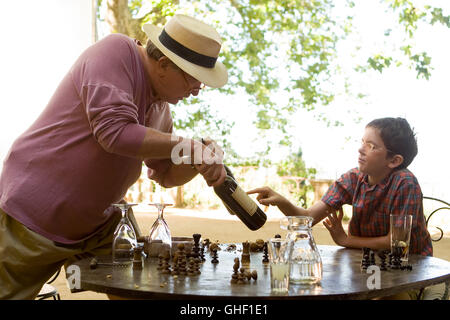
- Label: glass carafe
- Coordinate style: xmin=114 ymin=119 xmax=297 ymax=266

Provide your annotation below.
xmin=112 ymin=203 xmax=138 ymax=265
xmin=280 ymin=216 xmax=322 ymax=284
xmin=148 ymin=203 xmax=172 ymax=257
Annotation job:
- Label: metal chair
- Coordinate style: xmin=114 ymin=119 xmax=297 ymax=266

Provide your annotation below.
xmin=419 ymin=196 xmax=450 ymax=300
xmin=423 ymin=196 xmax=450 ymax=242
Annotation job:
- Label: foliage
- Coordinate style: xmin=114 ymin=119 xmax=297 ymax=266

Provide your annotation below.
xmin=276 ymin=147 xmax=317 ymax=207
xmin=97 ymin=0 xmax=450 ymax=160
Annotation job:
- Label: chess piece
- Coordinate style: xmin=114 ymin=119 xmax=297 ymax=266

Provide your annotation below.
xmin=173 ymin=243 xmax=188 ymax=275
xmin=237 ymin=267 xmax=247 ymax=284
xmin=187 ymin=257 xmax=196 ymax=276
xmin=194 ymin=257 xmax=201 ymax=275
xmin=230 ymin=257 xmax=240 ymax=284
xmin=192 ymin=233 xmax=201 ymax=259
xmin=241 ymin=241 xmax=251 ymax=264
xmin=203 ymin=238 xmax=211 ymax=249
xmin=209 ymin=242 xmax=220 ymax=252
xmin=200 ymin=244 xmax=206 ymax=262
xmin=89 ymin=257 xmax=98 ymax=269
xmin=401 ymin=264 xmax=413 ymax=271
xmin=251 ymin=270 xmax=258 ymax=281
xmin=378 ymin=250 xmax=388 ymax=271
xmin=361 ymin=247 xmax=370 ymax=270
xmin=160 ymin=249 xmax=172 ymax=274
xmin=274 ymin=234 xmax=281 ymax=239
xmin=262 ymin=242 xmax=269 ymax=263
xmin=391 ymin=254 xmax=402 ymax=270
xmin=157 ymin=253 xmax=164 ymax=270
xmin=369 ymin=250 xmax=376 ymax=266
xmin=211 ymin=248 xmax=219 ymax=264
xmin=187 ymin=257 xmax=201 ymax=276
xmin=132 ymin=246 xmax=143 ymax=270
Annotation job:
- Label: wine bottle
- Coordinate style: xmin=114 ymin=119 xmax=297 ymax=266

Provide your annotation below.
xmin=213 ymin=165 xmax=267 ymax=231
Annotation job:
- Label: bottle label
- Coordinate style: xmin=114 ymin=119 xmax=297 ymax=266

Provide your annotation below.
xmin=231 ymin=185 xmax=257 ymax=216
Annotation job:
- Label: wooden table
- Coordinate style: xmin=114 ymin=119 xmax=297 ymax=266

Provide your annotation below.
xmin=70 ymin=244 xmax=450 ymax=300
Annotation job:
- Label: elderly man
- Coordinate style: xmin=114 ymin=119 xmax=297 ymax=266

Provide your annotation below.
xmin=0 ymin=14 xmax=227 ymax=299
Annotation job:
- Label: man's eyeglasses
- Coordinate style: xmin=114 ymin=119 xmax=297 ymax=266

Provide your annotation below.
xmin=173 ymin=63 xmax=205 ymax=91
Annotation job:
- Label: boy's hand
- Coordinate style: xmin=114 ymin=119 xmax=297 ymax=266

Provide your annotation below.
xmin=247 ymin=186 xmax=287 ymax=207
xmin=323 ymin=207 xmax=348 ymax=247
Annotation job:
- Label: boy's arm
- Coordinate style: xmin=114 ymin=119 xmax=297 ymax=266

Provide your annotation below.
xmin=247 ymin=187 xmax=332 ymax=225
xmin=344 ymin=235 xmax=390 ymax=251
xmin=323 ymin=210 xmax=391 ymax=250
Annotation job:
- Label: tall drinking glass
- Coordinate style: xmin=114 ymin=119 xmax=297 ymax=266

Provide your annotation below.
xmin=390 ymin=214 xmax=413 ymax=264
xmin=148 ymin=203 xmax=173 ymax=257
xmin=112 ymin=203 xmax=138 ymax=265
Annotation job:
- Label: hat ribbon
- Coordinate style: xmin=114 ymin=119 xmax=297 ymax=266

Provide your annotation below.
xmin=159 ymin=29 xmax=217 ymax=69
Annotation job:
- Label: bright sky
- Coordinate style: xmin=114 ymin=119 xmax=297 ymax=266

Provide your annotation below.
xmin=0 ymin=0 xmax=448 ymax=201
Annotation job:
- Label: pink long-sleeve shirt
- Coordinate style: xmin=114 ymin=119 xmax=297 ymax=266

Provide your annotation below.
xmin=0 ymin=34 xmax=173 ymax=244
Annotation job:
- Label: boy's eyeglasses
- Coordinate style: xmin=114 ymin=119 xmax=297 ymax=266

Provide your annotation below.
xmin=360 ymin=139 xmax=395 ymax=154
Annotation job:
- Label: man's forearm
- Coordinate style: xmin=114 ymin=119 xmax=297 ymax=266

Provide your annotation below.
xmin=136 ymin=128 xmax=183 ymax=159
xmin=160 ymin=163 xmax=198 ymax=188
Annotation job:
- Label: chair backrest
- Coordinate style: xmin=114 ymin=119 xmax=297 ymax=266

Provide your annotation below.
xmin=423 ymin=196 xmax=450 ymax=242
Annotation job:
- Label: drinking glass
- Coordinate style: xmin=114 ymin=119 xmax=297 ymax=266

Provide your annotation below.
xmin=268 ymin=238 xmax=293 ymax=293
xmin=390 ymin=214 xmax=413 ymax=264
xmin=148 ymin=203 xmax=173 ymax=257
xmin=112 ymin=203 xmax=138 ymax=265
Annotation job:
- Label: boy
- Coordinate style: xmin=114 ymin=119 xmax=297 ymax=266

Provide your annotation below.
xmin=248 ymin=117 xmax=447 ymax=299
xmin=248 ymin=117 xmax=432 ymax=256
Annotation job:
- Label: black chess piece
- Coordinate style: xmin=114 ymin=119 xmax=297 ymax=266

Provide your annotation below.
xmin=401 ymin=264 xmax=413 ymax=271
xmin=274 ymin=234 xmax=281 ymax=239
xmin=262 ymin=242 xmax=269 ymax=263
xmin=361 ymin=247 xmax=370 ymax=270
xmin=133 ymin=246 xmax=143 ymax=270
xmin=200 ymin=244 xmax=206 ymax=262
xmin=192 ymin=233 xmax=201 ymax=259
xmin=369 ymin=250 xmax=376 ymax=266
xmin=211 ymin=249 xmax=219 ymax=264
xmin=378 ymin=250 xmax=388 ymax=271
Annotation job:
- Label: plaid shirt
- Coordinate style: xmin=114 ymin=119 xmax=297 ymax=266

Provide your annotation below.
xmin=322 ymin=168 xmax=432 ymax=256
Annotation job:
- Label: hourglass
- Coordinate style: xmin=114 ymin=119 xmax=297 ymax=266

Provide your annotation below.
xmin=111 ymin=203 xmax=138 ymax=265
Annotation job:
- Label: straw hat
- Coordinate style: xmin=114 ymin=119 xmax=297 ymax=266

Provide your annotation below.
xmin=143 ymin=14 xmax=228 ymax=88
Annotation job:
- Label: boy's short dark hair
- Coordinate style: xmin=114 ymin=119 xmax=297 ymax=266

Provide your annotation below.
xmin=366 ymin=117 xmax=418 ymax=169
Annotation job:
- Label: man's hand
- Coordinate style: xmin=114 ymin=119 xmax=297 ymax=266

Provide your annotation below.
xmin=323 ymin=207 xmax=348 ymax=247
xmin=247 ymin=186 xmax=288 ymax=207
xmin=193 ymin=138 xmax=226 ymax=187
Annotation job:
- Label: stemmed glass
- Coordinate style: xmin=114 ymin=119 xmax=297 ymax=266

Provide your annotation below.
xmin=112 ymin=203 xmax=138 ymax=265
xmin=148 ymin=203 xmax=173 ymax=258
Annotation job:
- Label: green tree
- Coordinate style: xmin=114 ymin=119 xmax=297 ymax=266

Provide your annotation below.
xmin=276 ymin=148 xmax=316 ymax=207
xmin=97 ymin=0 xmax=449 ymax=162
